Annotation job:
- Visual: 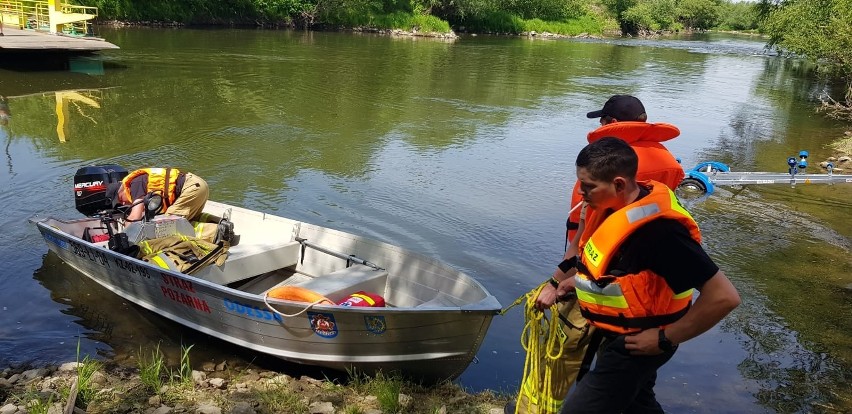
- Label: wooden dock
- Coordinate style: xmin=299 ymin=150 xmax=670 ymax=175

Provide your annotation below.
xmin=0 ymin=26 xmax=119 ymax=51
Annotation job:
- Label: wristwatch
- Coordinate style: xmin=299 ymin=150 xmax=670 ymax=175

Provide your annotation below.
xmin=658 ymin=328 xmax=678 ymax=352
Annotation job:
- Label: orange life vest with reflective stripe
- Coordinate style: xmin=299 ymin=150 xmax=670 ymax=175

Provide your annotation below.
xmin=573 ymin=181 xmax=700 ymax=334
xmin=121 ymin=167 xmax=182 ymax=211
xmin=567 ymin=122 xmax=684 ymax=241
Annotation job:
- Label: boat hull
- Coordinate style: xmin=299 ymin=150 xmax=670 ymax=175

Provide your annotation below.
xmin=32 ymin=206 xmax=499 ymax=382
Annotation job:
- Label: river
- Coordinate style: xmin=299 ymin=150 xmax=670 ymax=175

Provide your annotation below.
xmin=0 ymin=28 xmax=849 ymax=413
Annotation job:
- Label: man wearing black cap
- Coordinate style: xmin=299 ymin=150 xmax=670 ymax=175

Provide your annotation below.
xmin=585 ymin=94 xmax=649 ymax=123
xmin=511 ymin=95 xmax=685 ymax=414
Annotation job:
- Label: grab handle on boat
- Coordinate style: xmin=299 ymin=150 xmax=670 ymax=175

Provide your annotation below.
xmin=294 ymin=237 xmax=383 ymax=270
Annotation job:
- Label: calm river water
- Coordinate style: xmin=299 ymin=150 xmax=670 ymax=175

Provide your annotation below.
xmin=1 ymin=28 xmax=850 ymax=413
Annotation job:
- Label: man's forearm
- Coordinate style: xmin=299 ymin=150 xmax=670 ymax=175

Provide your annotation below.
xmin=664 ymin=271 xmax=741 ymax=345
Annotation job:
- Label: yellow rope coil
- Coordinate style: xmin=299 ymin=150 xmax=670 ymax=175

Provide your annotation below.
xmin=504 ymin=282 xmax=565 ymax=414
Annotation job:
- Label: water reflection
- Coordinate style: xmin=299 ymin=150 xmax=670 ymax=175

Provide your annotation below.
xmin=0 ymin=88 xmax=108 ymax=145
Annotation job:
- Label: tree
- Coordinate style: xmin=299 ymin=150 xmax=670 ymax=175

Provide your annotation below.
xmin=759 ymin=0 xmax=852 ymax=117
xmin=676 ymin=0 xmax=721 ymax=30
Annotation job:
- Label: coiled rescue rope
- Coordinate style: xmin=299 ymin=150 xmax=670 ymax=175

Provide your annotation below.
xmin=501 ymin=282 xmax=565 ymax=414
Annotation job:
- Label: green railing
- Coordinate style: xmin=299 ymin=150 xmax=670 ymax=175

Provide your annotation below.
xmin=0 ymin=0 xmax=98 ymax=36
xmin=59 ymin=2 xmax=98 ymax=36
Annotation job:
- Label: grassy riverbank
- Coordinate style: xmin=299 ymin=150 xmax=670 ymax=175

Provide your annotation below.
xmin=0 ymin=349 xmax=508 ymax=413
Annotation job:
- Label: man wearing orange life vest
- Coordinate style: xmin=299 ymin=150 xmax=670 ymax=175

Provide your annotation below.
xmin=537 ymin=94 xmax=685 ymax=311
xmin=106 ymin=167 xmax=209 ymax=222
xmin=511 ymin=96 xmax=686 ymax=414
xmin=559 ymin=137 xmax=739 ymax=413
xmin=571 ymin=95 xmax=684 ymax=242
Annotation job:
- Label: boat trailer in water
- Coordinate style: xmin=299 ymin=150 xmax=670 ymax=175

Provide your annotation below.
xmin=678 ymin=150 xmax=852 ymax=195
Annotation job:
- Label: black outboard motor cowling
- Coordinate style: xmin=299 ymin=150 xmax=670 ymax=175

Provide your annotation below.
xmin=74 ymin=165 xmax=128 ymax=216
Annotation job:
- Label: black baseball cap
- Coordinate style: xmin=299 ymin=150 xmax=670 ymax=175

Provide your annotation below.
xmin=586 ymin=95 xmax=646 ymax=121
xmin=105 ymin=182 xmax=121 ymax=207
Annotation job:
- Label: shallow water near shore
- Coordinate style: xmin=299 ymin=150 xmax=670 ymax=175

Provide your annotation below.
xmin=1 ymin=29 xmax=850 ymax=413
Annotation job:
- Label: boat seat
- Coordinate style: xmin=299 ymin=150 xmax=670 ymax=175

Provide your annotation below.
xmin=194 ymin=240 xmax=301 ymax=285
xmin=290 ymin=264 xmax=388 ymax=303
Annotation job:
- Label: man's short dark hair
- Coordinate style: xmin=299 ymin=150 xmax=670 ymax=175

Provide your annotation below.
xmin=576 ymin=137 xmax=638 ymax=182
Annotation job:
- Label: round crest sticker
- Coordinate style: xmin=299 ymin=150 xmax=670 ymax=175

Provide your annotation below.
xmin=364 ymin=315 xmax=386 ymax=335
xmin=307 ymin=312 xmax=338 ymax=338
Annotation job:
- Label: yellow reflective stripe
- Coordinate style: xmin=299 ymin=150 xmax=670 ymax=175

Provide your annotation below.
xmin=150 ymin=255 xmax=170 ymax=270
xmin=139 ymin=240 xmax=153 ymax=255
xmin=575 ymin=289 xmax=629 ymax=308
xmin=673 ymin=289 xmax=694 ymax=300
xmin=520 ymin=380 xmax=539 ymax=405
xmin=193 ymin=222 xmax=205 ymax=237
xmin=583 ymin=239 xmax=603 ymax=268
xmin=521 ymin=381 xmax=563 ymax=413
xmin=351 ymin=293 xmax=375 ymax=306
xmin=669 ymin=190 xmax=696 ymax=223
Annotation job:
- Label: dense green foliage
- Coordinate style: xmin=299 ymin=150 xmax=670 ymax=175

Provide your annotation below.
xmin=78 ymin=0 xmax=762 ymax=36
xmin=600 ymin=0 xmax=757 ymax=34
xmin=759 ymin=0 xmax=852 ymax=114
xmin=716 ymin=1 xmax=759 ymax=31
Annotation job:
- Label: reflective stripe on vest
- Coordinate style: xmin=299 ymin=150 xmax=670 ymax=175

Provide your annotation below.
xmin=574 ymin=181 xmax=700 ymax=334
xmin=149 ymin=252 xmax=180 ymax=271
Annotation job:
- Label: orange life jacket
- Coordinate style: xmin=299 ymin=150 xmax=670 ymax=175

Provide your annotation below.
xmin=573 ymin=181 xmax=701 ymax=334
xmin=567 ymin=122 xmax=684 ymax=241
xmin=121 ymin=167 xmax=182 ymax=211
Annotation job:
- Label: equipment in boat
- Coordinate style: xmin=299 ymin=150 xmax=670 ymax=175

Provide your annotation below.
xmin=678 ymin=150 xmax=852 ymax=195
xmin=32 ymin=165 xmax=501 ymax=381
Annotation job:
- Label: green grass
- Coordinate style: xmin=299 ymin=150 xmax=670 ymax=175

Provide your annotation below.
xmin=74 ymin=340 xmax=103 ymax=406
xmin=327 ymin=11 xmax=453 ymax=33
xmin=520 ymin=16 xmax=602 ymax=35
xmin=10 ymin=388 xmax=55 ymax=414
xmin=460 ymin=12 xmax=604 ymax=36
xmin=176 ymin=343 xmax=194 ymax=384
xmin=343 ymin=406 xmax=365 ymax=414
xmin=137 ymin=344 xmax=166 ymax=393
xmin=371 ymin=372 xmax=403 ymax=413
xmin=253 ymin=383 xmax=309 ymax=413
xmin=346 ymin=370 xmax=405 ymax=413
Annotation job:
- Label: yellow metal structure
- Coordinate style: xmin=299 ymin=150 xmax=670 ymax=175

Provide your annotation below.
xmin=0 ymin=0 xmax=97 ymax=36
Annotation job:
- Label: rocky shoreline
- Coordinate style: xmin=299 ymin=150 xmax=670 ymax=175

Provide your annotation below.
xmin=0 ymin=361 xmax=507 ymax=414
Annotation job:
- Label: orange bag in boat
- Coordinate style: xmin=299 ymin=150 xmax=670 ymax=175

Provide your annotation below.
xmin=337 ymin=291 xmax=385 ymax=307
xmin=267 ymin=286 xmax=334 ymax=305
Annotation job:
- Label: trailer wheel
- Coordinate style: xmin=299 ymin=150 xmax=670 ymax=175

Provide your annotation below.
xmin=678 ymin=177 xmax=708 ymax=194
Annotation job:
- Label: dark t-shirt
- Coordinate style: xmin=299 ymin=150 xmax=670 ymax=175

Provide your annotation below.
xmin=606 ymin=218 xmax=719 ymax=293
xmin=598 ymin=186 xmax=719 ymax=293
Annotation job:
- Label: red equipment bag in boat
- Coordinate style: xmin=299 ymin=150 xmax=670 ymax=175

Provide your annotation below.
xmin=337 ymin=291 xmax=385 ymax=307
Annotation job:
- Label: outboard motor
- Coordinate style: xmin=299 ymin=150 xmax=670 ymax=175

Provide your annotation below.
xmin=74 ymin=165 xmax=128 ymax=216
